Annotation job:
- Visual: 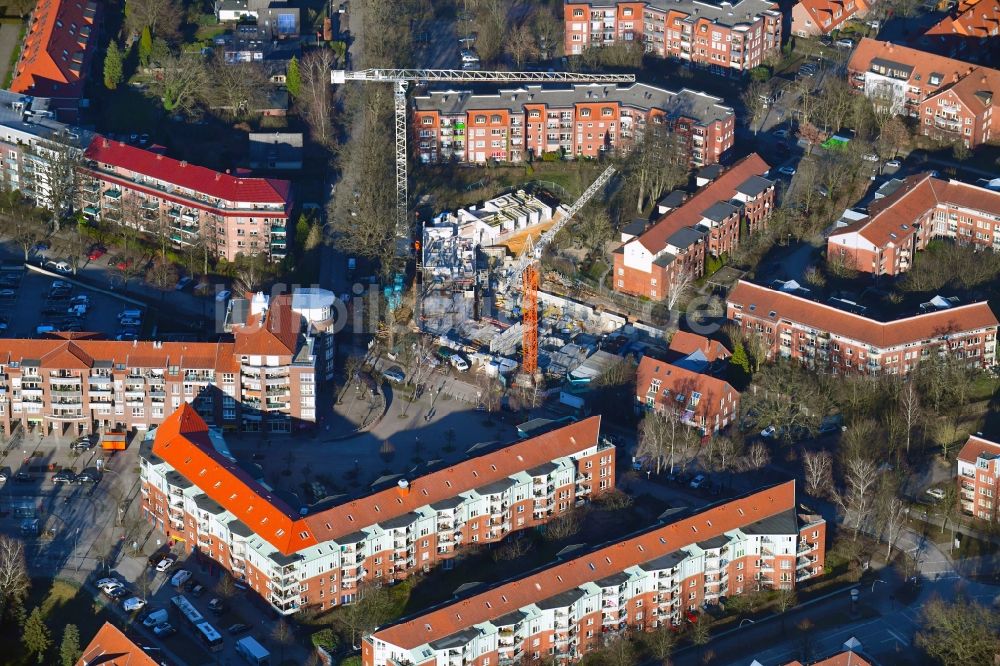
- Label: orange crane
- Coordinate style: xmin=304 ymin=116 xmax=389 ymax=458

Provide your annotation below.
xmin=499 ymin=167 xmax=616 ymax=376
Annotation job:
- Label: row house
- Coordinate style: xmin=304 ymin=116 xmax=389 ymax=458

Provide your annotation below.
xmin=957 ymin=434 xmax=1000 ymax=522
xmin=636 ymin=350 xmax=739 ymax=435
xmin=848 ymin=38 xmax=1000 ymax=149
xmin=921 ymin=0 xmax=1000 ymax=64
xmin=613 ymin=153 xmax=774 ymax=300
xmin=827 ymin=172 xmax=1000 ymax=276
xmin=0 ymin=295 xmax=318 ymax=436
xmin=791 ymin=0 xmax=869 ymax=37
xmin=412 ymin=82 xmax=734 ymax=167
xmin=364 ymin=481 xmax=825 ymax=666
xmin=79 ymin=136 xmax=292 ymax=262
xmin=726 ymin=280 xmax=999 ymax=376
xmin=10 ymin=0 xmax=99 ymax=119
xmin=563 ymin=0 xmax=782 ymax=73
xmin=140 ymin=408 xmax=615 ymax=615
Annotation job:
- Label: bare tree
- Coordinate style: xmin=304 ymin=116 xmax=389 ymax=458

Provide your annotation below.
xmin=150 ymin=53 xmax=209 ymax=116
xmin=543 ymin=510 xmax=583 ymax=541
xmin=33 ymin=136 xmax=83 ymax=232
xmin=916 ymin=597 xmax=1000 ymax=666
xmin=899 ymin=380 xmax=921 ymax=455
xmin=744 ymin=441 xmax=771 ymax=471
xmin=206 ymin=58 xmax=269 ymax=119
xmin=638 ymin=408 xmax=694 ymax=475
xmin=834 ymin=455 xmax=880 ymax=540
xmin=664 ymin=266 xmax=695 ymax=312
xmin=881 ymin=495 xmax=908 ymax=560
xmin=299 ymin=49 xmax=336 ymax=148
xmin=507 ymin=23 xmax=540 ymax=68
xmin=741 ymin=80 xmax=771 ymax=135
xmin=474 ymin=0 xmax=509 ymax=65
xmin=9 ymin=210 xmax=46 ymax=261
xmin=0 ymin=535 xmax=30 ymax=621
xmin=338 ymin=582 xmax=397 ymax=648
xmin=124 ymin=0 xmax=183 ymax=40
xmin=802 ymin=450 xmax=833 ymax=498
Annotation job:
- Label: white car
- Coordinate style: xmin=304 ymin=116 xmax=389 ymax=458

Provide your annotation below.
xmin=862 ymin=153 xmax=880 ymax=162
xmin=215 ymin=290 xmax=231 ymax=302
xmin=170 ymin=569 xmax=192 ymax=587
xmin=122 ymin=596 xmax=146 ymax=612
xmin=760 ymin=425 xmax=777 ymax=438
xmin=885 ymin=159 xmax=902 ymax=169
xmin=96 ymin=578 xmax=120 ymax=591
xmin=689 ymin=474 xmax=706 ymax=489
xmin=155 ymin=556 xmax=176 ymax=572
xmin=925 ymin=488 xmax=946 ymax=501
xmin=450 ymin=355 xmax=470 ymax=372
xmin=778 ymin=166 xmax=797 ymax=176
xmin=835 ymin=38 xmax=855 ymax=48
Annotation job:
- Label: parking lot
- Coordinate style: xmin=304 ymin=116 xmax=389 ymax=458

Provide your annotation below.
xmin=0 ymin=265 xmax=146 ymax=339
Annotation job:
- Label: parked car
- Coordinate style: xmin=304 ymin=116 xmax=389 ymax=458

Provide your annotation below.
xmin=52 ymin=469 xmax=76 ymax=484
xmin=689 ymin=474 xmax=707 ymax=489
xmin=76 ymin=467 xmax=101 ymax=484
xmin=215 ymin=290 xmax=231 ymax=302
xmin=760 ymin=425 xmax=777 ymax=438
xmin=227 ymin=623 xmax=251 ymax=635
xmin=0 ymin=289 xmax=16 ymax=297
xmin=122 ymin=597 xmax=146 ymax=612
xmin=175 ymin=276 xmax=193 ymax=291
xmin=885 ymin=159 xmax=902 ymax=169
xmin=207 ymin=598 xmax=225 ymax=614
xmin=170 ymin=569 xmax=192 ymax=588
xmin=449 ymin=355 xmax=470 ymax=372
xmin=33 ymin=240 xmax=51 ymax=252
xmin=925 ymin=487 xmax=946 ymax=501
xmin=87 ymin=245 xmax=106 ymax=260
xmin=190 ymin=583 xmax=205 ymax=598
xmin=155 ymin=556 xmax=176 ymax=572
xmin=0 ymin=467 xmax=8 ymax=483
xmin=119 ymin=318 xmax=141 ymax=328
xmin=69 ymin=295 xmax=90 ymax=306
xmin=104 ymin=585 xmax=128 ymax=600
xmin=835 ymin=38 xmax=855 ymax=48
xmin=777 ymin=166 xmax=797 ymax=176
xmin=773 ymin=128 xmax=789 ymax=139
xmin=142 ymin=609 xmax=168 ymax=627
xmin=862 ymin=153 xmax=880 ymax=162
xmin=382 ymin=366 xmax=405 ymax=383
xmin=114 ymin=258 xmax=133 ymax=271
xmin=152 ymin=622 xmax=176 ymax=638
xmin=13 ymin=471 xmax=31 ymax=483
xmin=52 ymin=260 xmax=72 ymax=273
xmin=96 ymin=578 xmax=120 ymax=591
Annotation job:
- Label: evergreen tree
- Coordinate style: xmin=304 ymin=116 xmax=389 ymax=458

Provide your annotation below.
xmin=139 ymin=26 xmax=153 ymax=67
xmin=103 ymin=42 xmax=123 ymax=90
xmin=22 ymin=607 xmax=51 ymax=664
xmin=294 ymin=213 xmax=310 ymax=248
xmin=59 ymin=624 xmax=81 ymax=666
xmin=305 ymin=221 xmax=323 ymax=252
xmin=730 ymin=341 xmax=752 ymax=386
xmin=286 ymin=56 xmax=301 ymax=98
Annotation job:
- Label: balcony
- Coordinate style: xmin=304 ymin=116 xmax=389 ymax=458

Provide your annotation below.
xmin=103 ymin=189 xmax=122 ymax=200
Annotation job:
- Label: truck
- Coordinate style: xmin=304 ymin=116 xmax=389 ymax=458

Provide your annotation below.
xmin=235 ymin=636 xmax=271 ymax=665
xmin=101 ymin=431 xmax=127 ymax=451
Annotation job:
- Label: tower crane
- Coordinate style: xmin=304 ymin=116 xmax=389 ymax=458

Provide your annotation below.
xmin=330 ymin=69 xmax=635 ymax=242
xmin=499 ymin=166 xmax=616 ymax=376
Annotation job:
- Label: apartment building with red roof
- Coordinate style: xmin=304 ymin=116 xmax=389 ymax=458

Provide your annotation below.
xmin=10 ymin=0 xmax=98 ymax=115
xmin=613 ymin=153 xmax=774 ymax=300
xmin=791 ymin=0 xmax=869 ymax=37
xmin=848 ymin=38 xmax=1000 ymax=148
xmin=363 ymin=481 xmax=825 ymax=666
xmin=141 ymin=407 xmax=616 ymax=615
xmin=957 ymin=434 xmax=1000 ymax=522
xmin=668 ymin=330 xmax=732 ymax=363
xmin=413 ymin=82 xmax=734 ymax=167
xmin=77 ymin=622 xmax=159 ymax=666
xmin=636 ymin=354 xmax=739 ymax=435
xmin=0 ymin=295 xmax=318 ymax=436
xmin=922 ymin=0 xmax=1000 ymax=64
xmin=79 ymin=136 xmax=292 ymax=262
xmin=726 ymin=280 xmax=998 ymax=375
xmin=563 ymin=0 xmax=782 ymax=74
xmin=827 ymin=172 xmax=1000 ymax=275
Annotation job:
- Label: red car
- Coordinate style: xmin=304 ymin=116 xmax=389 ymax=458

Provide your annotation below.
xmin=115 ymin=258 xmax=132 ymax=270
xmin=87 ymin=245 xmax=106 ymax=260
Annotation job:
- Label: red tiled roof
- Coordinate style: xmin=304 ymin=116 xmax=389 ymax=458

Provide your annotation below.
xmin=728 ymin=280 xmax=999 ymax=348
xmin=234 ymin=294 xmax=300 ymax=356
xmin=848 ymin=39 xmax=1000 ymax=112
xmin=77 ymin=622 xmax=159 ymax=666
xmin=958 ymin=434 xmax=1000 ymax=463
xmin=784 ymin=652 xmax=873 ymax=666
xmin=796 ymin=0 xmax=869 ymax=30
xmin=636 ymin=356 xmax=738 ymax=422
xmin=152 ymin=408 xmax=605 ymax=556
xmin=636 ymin=154 xmax=770 ymax=253
xmin=926 ymin=0 xmax=1000 ymax=37
xmin=84 ymin=136 xmax=291 ymax=205
xmin=375 ymin=481 xmax=797 ymax=650
xmin=830 ymin=173 xmax=1000 ymax=247
xmin=668 ymin=331 xmax=732 ymax=362
xmin=11 ymin=0 xmax=97 ymax=96
xmin=0 ymin=339 xmax=242 ymax=373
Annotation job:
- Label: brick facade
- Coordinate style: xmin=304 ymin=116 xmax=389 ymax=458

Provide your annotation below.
xmin=957 ymin=435 xmax=1000 ymax=522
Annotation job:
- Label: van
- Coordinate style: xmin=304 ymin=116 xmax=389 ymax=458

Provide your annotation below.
xmin=118 ymin=309 xmax=142 ymax=320
xmin=142 ymin=608 xmax=168 ymax=627
xmin=235 ymin=636 xmax=271 ymax=665
xmin=450 ymin=355 xmax=469 ymax=372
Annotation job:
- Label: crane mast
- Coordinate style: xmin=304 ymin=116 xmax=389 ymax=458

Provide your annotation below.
xmin=330 ymin=69 xmax=634 ymax=242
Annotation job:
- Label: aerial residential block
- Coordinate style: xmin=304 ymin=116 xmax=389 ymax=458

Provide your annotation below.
xmin=364 ymin=481 xmax=824 ymax=665
xmin=141 ymin=408 xmax=615 ymax=615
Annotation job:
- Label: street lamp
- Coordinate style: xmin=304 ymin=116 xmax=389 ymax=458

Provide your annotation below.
xmin=739 ymin=619 xmax=756 ymax=628
xmin=74 ymin=528 xmax=81 ymax=571
xmin=871 ymin=578 xmax=886 ymax=593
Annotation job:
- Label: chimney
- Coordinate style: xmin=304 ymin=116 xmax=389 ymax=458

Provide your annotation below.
xmin=156 ymin=154 xmax=163 ymax=160
xmin=180 ymin=160 xmax=187 ymax=167
xmin=397 ymin=479 xmax=410 ymax=497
